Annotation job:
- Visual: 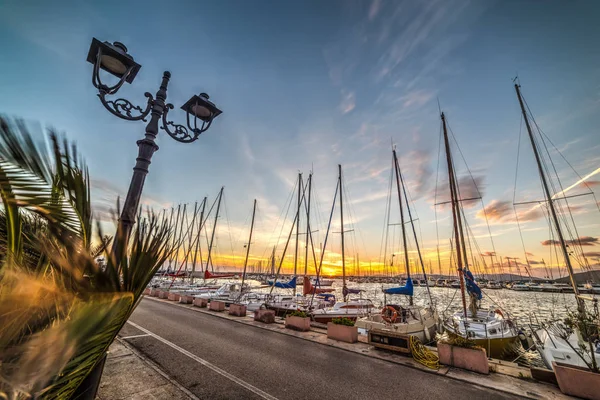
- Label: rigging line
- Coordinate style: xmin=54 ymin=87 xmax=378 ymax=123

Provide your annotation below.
xmin=310 ymin=177 xmax=340 ymax=308
xmin=268 ymin=184 xmax=307 ymax=294
xmin=220 ymin=191 xmax=237 ymax=270
xmin=273 ymin=178 xmax=298 ymax=251
xmin=525 ymin=95 xmax=599 ymax=206
xmin=380 ymin=155 xmax=394 ymax=272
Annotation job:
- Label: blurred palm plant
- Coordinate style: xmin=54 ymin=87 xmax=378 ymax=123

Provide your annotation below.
xmin=0 ymin=117 xmax=176 ymax=399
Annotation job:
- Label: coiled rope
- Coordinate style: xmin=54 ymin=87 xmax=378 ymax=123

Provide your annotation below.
xmin=409 ymin=336 xmax=439 ymax=370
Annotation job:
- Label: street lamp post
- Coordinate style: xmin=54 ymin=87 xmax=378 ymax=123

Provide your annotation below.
xmin=86 ymin=38 xmax=222 ymax=263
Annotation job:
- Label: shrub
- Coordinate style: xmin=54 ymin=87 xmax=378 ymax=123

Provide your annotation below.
xmin=289 ymin=310 xmax=308 ymax=318
xmin=332 ymin=317 xmax=355 ymax=326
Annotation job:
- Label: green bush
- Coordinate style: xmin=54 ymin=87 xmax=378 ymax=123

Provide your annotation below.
xmin=332 ymin=317 xmax=355 ymax=326
xmin=289 ymin=310 xmax=308 ymax=318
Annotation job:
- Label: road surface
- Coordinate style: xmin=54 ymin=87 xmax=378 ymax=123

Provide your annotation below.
xmin=120 ymin=298 xmax=520 ymax=400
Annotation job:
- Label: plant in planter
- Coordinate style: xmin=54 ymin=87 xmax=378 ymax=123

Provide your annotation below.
xmin=436 ymin=333 xmax=489 ymax=374
xmin=0 ymin=119 xmax=176 ymax=399
xmin=328 ymin=318 xmax=358 ymax=343
xmin=285 ymin=310 xmax=311 ymax=331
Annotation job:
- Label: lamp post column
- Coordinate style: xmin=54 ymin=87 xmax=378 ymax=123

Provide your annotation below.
xmin=111 ymin=71 xmax=170 ymax=263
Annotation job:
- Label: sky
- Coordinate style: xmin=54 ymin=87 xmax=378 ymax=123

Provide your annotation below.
xmin=0 ymin=0 xmax=599 ymax=278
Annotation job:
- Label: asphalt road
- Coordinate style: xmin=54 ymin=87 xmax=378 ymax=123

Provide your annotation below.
xmin=121 ymin=298 xmax=520 ymax=400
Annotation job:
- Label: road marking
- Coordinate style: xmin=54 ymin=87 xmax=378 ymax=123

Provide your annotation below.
xmin=126 ymin=320 xmax=279 ymax=400
xmin=120 ymin=333 xmax=151 ymax=340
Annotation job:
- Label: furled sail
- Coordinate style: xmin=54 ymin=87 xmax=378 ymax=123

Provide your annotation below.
xmin=383 ymin=277 xmax=413 ymax=296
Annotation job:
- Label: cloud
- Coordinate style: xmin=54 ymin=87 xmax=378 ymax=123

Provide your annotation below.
xmin=584 ymin=252 xmax=600 ymax=258
xmin=401 ymin=149 xmax=432 ymax=197
xmin=368 ymin=0 xmax=381 ymax=21
xmin=528 ymin=259 xmax=544 ymax=265
xmin=480 ymin=251 xmax=496 ymax=257
xmin=433 ymin=175 xmax=484 ymax=210
xmin=541 ymin=236 xmax=599 ymax=247
xmin=398 ymin=90 xmax=435 ymax=108
xmin=340 ymin=90 xmax=356 ymax=114
xmin=580 ymin=180 xmax=600 ymax=189
xmin=476 ymin=200 xmax=543 ymax=224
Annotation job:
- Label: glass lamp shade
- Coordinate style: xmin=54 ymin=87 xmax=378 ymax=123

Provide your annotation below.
xmin=191 ymin=104 xmax=212 ymax=118
xmin=100 ymin=54 xmax=128 ymax=75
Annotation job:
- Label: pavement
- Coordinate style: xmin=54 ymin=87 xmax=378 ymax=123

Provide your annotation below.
xmin=97 ymin=338 xmax=195 ymax=400
xmin=110 ymin=297 xmax=532 ymax=400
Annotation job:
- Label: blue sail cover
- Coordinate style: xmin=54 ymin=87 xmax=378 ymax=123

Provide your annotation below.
xmin=464 ymin=270 xmax=482 ymax=300
xmin=267 ymin=276 xmax=297 ymax=289
xmin=384 ymin=277 xmax=413 ymax=296
xmin=342 ymin=286 xmax=363 ymax=297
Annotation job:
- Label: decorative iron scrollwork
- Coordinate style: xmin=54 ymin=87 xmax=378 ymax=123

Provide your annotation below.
xmin=160 ymin=104 xmax=201 ymax=143
xmin=98 ymin=91 xmax=153 ymax=121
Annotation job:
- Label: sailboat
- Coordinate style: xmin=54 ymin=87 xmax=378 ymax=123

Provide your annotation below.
xmin=438 ymin=111 xmax=519 ymax=358
xmin=511 ymin=84 xmax=600 ymax=371
xmin=355 ymin=149 xmax=438 ymax=343
xmin=310 ymin=165 xmax=376 ymax=324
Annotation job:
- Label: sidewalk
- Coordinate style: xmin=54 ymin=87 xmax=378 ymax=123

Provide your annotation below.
xmin=97 ymin=338 xmax=197 ymax=400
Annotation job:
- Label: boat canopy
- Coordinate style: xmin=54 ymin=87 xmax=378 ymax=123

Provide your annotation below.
xmin=267 ymin=276 xmax=297 ymax=289
xmin=384 ymin=277 xmax=413 ymax=296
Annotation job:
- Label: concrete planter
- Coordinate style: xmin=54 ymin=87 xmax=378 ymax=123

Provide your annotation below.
xmin=285 ymin=316 xmax=311 ymax=332
xmin=254 ymin=309 xmax=275 ymax=324
xmin=209 ymin=300 xmax=226 ymax=312
xmin=553 ymin=361 xmax=600 ymax=399
xmin=149 ymin=288 xmax=160 ymax=297
xmin=438 ymin=342 xmax=489 ymax=374
xmin=193 ymin=298 xmax=208 ymax=308
xmin=229 ymin=303 xmax=247 ymax=317
xmin=179 ymin=295 xmax=194 ymax=304
xmin=158 ymin=291 xmax=169 ymax=299
xmin=327 ymin=322 xmax=358 ymax=343
xmin=143 ymin=288 xmax=151 ymax=295
xmin=167 ymin=292 xmax=181 ymax=302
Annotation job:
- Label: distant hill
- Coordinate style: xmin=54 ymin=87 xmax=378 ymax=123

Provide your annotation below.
xmin=554 ymin=270 xmax=600 ymax=285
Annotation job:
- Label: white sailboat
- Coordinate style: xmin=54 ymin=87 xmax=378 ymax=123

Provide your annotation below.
xmin=355 ymin=149 xmax=439 ymax=343
xmin=438 ymin=111 xmax=519 ymax=358
xmin=511 ymin=83 xmax=600 ymax=372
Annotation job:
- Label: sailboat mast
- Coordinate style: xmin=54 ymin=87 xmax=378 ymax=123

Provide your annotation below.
xmin=270 ymin=246 xmax=276 ymax=275
xmin=240 ymin=199 xmax=257 ymax=294
xmin=397 ymin=149 xmax=434 ymax=304
xmin=183 ymin=202 xmax=200 ymax=280
xmin=392 ymin=149 xmax=413 ymax=305
xmin=304 ymin=173 xmax=312 ymax=277
xmin=294 ymin=173 xmax=302 ymax=296
xmin=207 ymin=187 xmax=224 ymax=273
xmin=514 ymin=84 xmax=582 ymax=307
xmin=190 ymin=197 xmax=207 ymax=283
xmin=339 ymin=164 xmax=347 ymax=301
xmin=442 ymin=112 xmax=469 ymax=322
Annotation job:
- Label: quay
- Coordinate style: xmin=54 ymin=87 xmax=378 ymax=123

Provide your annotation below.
xmin=102 ymin=296 xmax=571 ymax=400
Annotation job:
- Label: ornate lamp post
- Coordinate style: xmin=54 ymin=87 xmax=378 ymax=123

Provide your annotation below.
xmin=86 ymin=38 xmax=222 ymax=262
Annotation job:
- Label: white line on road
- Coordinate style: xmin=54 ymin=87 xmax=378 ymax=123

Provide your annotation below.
xmin=126 ymin=320 xmax=280 ymax=400
xmin=120 ymin=333 xmax=151 ymax=340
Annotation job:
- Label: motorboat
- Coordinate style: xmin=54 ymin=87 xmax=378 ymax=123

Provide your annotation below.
xmin=194 ymin=283 xmax=248 ymax=304
xmin=511 ymin=282 xmax=530 ymax=291
xmin=310 ymin=298 xmax=375 ymax=324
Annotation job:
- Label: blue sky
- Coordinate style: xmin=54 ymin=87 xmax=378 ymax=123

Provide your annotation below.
xmin=1 ymin=0 xmax=599 ymax=277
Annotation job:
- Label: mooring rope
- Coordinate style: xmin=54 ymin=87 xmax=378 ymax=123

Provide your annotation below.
xmin=409 ymin=336 xmax=439 ymax=370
